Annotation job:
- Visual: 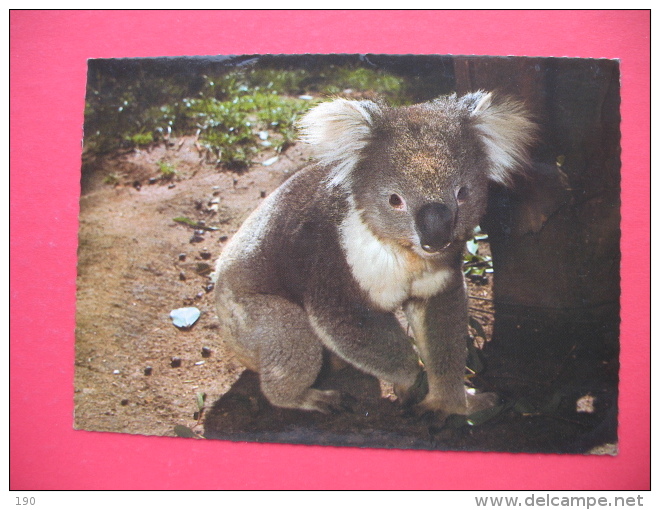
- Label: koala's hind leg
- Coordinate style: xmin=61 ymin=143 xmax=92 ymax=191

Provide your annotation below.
xmin=218 ymin=292 xmax=341 ymax=413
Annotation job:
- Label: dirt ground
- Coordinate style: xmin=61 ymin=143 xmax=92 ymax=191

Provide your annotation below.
xmin=75 ymin=137 xmax=617 ymax=454
xmin=75 ymin=136 xmax=307 ymax=437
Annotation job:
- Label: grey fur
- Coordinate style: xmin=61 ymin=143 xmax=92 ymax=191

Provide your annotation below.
xmin=214 ymin=92 xmax=536 ymax=415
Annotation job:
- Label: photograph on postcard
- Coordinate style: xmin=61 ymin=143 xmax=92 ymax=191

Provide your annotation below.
xmin=75 ymin=54 xmax=620 ymax=454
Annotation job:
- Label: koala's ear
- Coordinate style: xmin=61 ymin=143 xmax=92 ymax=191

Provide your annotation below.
xmin=298 ymin=98 xmax=381 ymax=187
xmin=467 ymin=91 xmax=537 ymax=186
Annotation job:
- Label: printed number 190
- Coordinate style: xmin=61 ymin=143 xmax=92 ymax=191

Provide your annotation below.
xmin=16 ymin=497 xmax=35 ymax=506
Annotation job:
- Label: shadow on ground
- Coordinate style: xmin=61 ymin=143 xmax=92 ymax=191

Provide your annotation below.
xmin=204 ymin=317 xmax=618 ymax=454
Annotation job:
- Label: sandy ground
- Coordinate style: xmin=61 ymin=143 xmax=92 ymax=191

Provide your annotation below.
xmin=75 ymin=137 xmax=313 ymax=437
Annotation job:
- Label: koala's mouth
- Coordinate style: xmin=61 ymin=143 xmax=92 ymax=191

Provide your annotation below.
xmin=408 ymin=238 xmax=454 ymax=259
xmin=421 ymin=241 xmax=451 ymax=254
xmin=397 ymin=234 xmax=455 ymax=261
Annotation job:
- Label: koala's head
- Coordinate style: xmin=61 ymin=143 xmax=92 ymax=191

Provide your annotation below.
xmin=299 ymin=92 xmax=536 ymax=258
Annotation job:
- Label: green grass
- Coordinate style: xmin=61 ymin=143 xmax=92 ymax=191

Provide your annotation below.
xmin=84 ymin=65 xmax=415 ymax=169
xmin=125 ymin=131 xmax=154 ymax=146
xmin=157 ymin=161 xmax=177 ymax=179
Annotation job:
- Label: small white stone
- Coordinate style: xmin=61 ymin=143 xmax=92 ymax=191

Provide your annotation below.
xmin=262 ymin=156 xmax=279 ymax=166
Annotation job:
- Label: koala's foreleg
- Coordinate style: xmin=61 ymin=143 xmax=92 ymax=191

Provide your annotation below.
xmin=404 ymin=280 xmax=496 ymax=417
xmin=305 ymin=299 xmax=423 ymax=393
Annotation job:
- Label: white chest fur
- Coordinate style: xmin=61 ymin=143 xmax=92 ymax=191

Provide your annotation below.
xmin=339 ymin=204 xmax=453 ymax=311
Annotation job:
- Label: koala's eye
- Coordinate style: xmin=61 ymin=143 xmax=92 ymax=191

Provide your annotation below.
xmin=389 ymin=193 xmax=406 ymax=210
xmin=456 ymin=186 xmax=469 ymax=203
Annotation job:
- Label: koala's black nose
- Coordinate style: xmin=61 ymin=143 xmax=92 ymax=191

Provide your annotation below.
xmin=416 ymin=202 xmax=454 ymax=253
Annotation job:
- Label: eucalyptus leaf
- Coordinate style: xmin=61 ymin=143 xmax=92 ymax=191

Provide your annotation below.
xmin=443 ymin=414 xmax=468 ymax=429
xmin=513 ymin=398 xmax=538 ymax=414
xmin=466 ymin=238 xmax=479 ymax=256
xmin=466 ymin=403 xmax=506 ymax=426
xmin=540 ymin=392 xmax=563 ymax=414
xmin=173 ymin=217 xmax=219 ymax=231
xmin=173 ymin=216 xmax=198 ymax=227
xmin=468 ymin=316 xmax=487 ymax=341
xmin=467 ymin=344 xmax=485 ymax=373
xmin=174 ymin=425 xmax=198 ymax=438
xmin=196 ymin=392 xmax=206 ymax=411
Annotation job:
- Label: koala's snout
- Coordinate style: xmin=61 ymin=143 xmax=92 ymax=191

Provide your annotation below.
xmin=415 ymin=202 xmax=454 ymax=253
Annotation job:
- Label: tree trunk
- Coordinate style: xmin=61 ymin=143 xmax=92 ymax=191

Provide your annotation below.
xmin=455 ymin=56 xmax=621 ymax=349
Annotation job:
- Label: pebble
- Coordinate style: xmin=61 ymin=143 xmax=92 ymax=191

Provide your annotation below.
xmin=148 ymin=177 xmax=158 ymax=185
xmin=204 ymin=283 xmax=215 ymax=293
xmin=144 ymin=366 xmax=153 ymax=376
xmin=178 ymin=253 xmax=186 ymax=261
xmin=195 ymin=262 xmax=212 ymax=275
xmin=199 ymin=250 xmax=212 ymax=260
xmin=260 ymin=190 xmax=267 ymax=198
xmin=120 ymin=399 xmax=129 ymax=406
xmin=262 ymin=156 xmax=279 ymax=167
xmin=201 ymin=347 xmax=212 ymax=358
xmin=170 ymin=357 xmax=182 ymax=368
xmin=179 ymin=272 xmax=186 ymax=281
xmin=170 ymin=307 xmax=201 ymax=328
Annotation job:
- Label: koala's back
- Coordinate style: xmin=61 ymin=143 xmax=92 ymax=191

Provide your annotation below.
xmin=213 ymin=163 xmax=357 ymax=375
xmin=214 ymin=164 xmax=348 ymax=304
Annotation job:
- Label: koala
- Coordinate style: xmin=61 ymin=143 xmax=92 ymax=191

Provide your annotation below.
xmin=213 ymin=91 xmax=536 ymax=417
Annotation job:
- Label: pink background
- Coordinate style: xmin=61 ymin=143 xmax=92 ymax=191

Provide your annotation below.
xmin=10 ymin=10 xmax=650 ymax=489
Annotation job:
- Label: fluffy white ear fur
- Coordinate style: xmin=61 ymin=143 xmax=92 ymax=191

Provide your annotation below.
xmin=470 ymin=91 xmax=537 ymax=186
xmin=298 ymin=99 xmax=381 ymax=188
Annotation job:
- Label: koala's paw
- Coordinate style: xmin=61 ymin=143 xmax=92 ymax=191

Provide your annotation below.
xmin=413 ymin=388 xmax=499 ymax=418
xmin=300 ymin=389 xmax=343 ymax=414
xmin=413 ymin=396 xmax=460 ymax=419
